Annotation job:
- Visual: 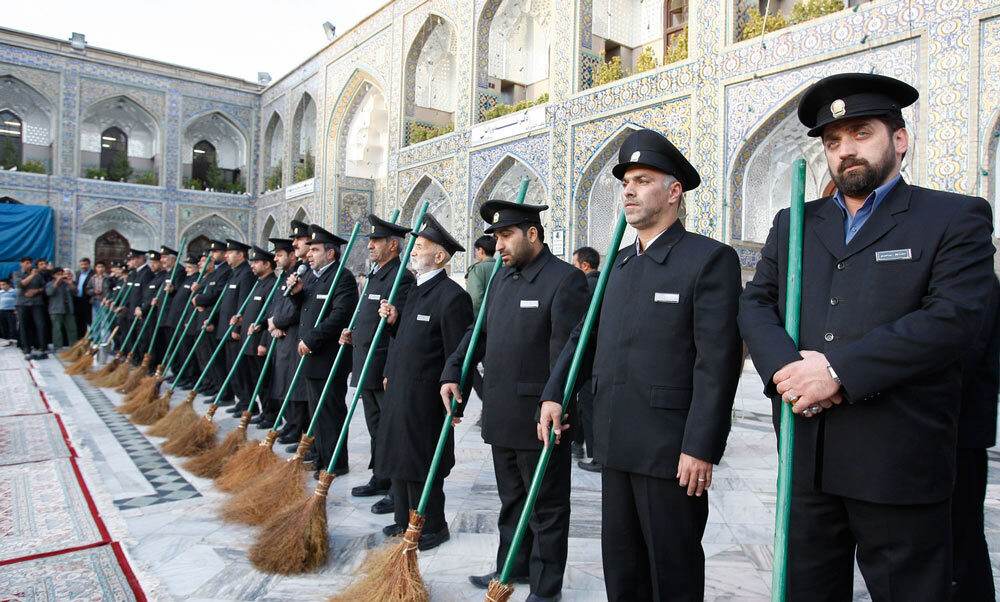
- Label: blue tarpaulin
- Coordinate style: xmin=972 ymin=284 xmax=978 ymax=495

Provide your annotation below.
xmin=0 ymin=204 xmax=55 ymax=280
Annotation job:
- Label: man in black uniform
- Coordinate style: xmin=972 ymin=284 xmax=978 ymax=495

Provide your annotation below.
xmin=173 ymin=253 xmax=212 ymax=389
xmin=212 ymin=239 xmax=255 ymax=406
xmin=160 ymin=254 xmax=199 ymax=380
xmin=226 ymin=245 xmax=278 ymax=416
xmin=376 ymin=214 xmax=472 ymax=551
xmin=339 ymin=214 xmax=415 ymax=514
xmin=134 ymin=249 xmax=167 ymax=366
xmin=118 ymin=248 xmax=151 ymax=350
xmin=739 ymin=74 xmax=996 ymax=601
xmin=266 ymin=222 xmax=311 ymax=442
xmin=192 ymin=240 xmax=231 ymax=398
xmin=149 ymin=246 xmax=179 ymax=370
xmin=442 ymin=201 xmax=589 ymax=602
xmin=953 ymin=276 xmax=999 ymax=601
xmin=540 ymin=129 xmax=743 ymax=602
xmin=286 ymin=224 xmax=358 ymax=476
xmin=569 ymin=246 xmax=599 ymax=468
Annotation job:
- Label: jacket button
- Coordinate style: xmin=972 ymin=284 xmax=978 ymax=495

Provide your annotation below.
xmin=830 ymin=297 xmax=839 ymax=306
xmin=824 ymin=332 xmax=835 ymax=342
xmin=836 ymin=262 xmax=845 ymax=270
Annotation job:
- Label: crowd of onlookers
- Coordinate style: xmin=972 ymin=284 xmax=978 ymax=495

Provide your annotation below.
xmin=0 ymin=256 xmax=116 ymax=358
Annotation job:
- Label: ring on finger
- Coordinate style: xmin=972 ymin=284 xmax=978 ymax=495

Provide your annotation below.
xmin=786 ymin=393 xmax=799 ymax=403
xmin=697 ymin=478 xmax=706 ymax=482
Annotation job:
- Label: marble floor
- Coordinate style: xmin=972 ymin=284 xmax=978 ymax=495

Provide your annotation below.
xmin=22 ymin=354 xmax=1000 ymax=601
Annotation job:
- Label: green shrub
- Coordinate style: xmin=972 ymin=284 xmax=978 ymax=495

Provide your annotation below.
xmin=0 ymin=138 xmax=18 ymax=169
xmin=594 ymin=55 xmax=626 ymax=86
xmin=663 ymin=29 xmax=688 ymax=65
xmin=106 ymin=153 xmax=132 ymax=182
xmin=790 ymin=0 xmax=844 ymax=22
xmin=482 ymin=93 xmax=550 ymax=122
xmin=188 ymin=178 xmax=204 ymax=190
xmin=20 ymin=160 xmax=47 ymax=174
xmin=740 ymin=0 xmax=844 ymax=40
xmin=85 ymin=167 xmax=107 ymax=179
xmin=635 ymin=46 xmax=660 ymax=72
xmin=134 ymin=171 xmax=157 ymax=185
xmin=409 ymin=123 xmax=454 ymax=144
xmin=265 ymin=161 xmax=283 ymax=191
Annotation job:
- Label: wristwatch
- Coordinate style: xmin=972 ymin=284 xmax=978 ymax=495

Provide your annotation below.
xmin=827 ymin=365 xmax=841 ymax=385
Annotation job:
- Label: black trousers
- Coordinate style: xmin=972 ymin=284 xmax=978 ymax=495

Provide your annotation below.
xmin=361 ymin=388 xmax=388 ymax=480
xmin=233 ymin=353 xmax=265 ymax=411
xmin=601 ymin=467 xmax=707 ymax=602
xmin=491 ymin=443 xmax=571 ymax=598
xmin=284 ymin=399 xmax=308 ymax=434
xmin=218 ymin=336 xmax=243 ymax=398
xmin=74 ymin=296 xmax=91 ymax=338
xmin=392 ymin=477 xmax=446 ymax=534
xmin=16 ymin=305 xmax=46 ymax=352
xmin=305 ymin=375 xmax=348 ymax=472
xmin=171 ymin=333 xmax=195 ymax=381
xmin=151 ymin=326 xmax=172 ymax=369
xmin=787 ymin=485 xmax=951 ymax=602
xmin=952 ymin=447 xmax=995 ymax=601
xmin=576 ymin=378 xmax=594 ymax=457
xmin=0 ymin=309 xmax=16 ymax=340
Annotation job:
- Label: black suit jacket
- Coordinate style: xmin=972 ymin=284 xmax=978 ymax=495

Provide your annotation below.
xmin=266 ymin=261 xmax=307 ymax=401
xmin=193 ymin=263 xmax=231 ymax=309
xmin=541 ymin=221 xmax=743 ymax=479
xmin=443 ymin=246 xmax=589 ymax=450
xmin=216 ymin=261 xmax=256 ymax=332
xmin=139 ymin=269 xmax=167 ymax=315
xmin=351 ymin=256 xmax=415 ymax=390
xmin=241 ymin=272 xmax=278 ymax=356
xmin=163 ymin=273 xmax=195 ymax=329
xmin=293 ymin=261 xmax=358 ymax=380
xmin=126 ymin=264 xmax=154 ymax=312
xmin=958 ymin=276 xmax=1000 ymax=449
xmin=739 ymin=181 xmax=996 ymax=504
xmin=378 ymin=271 xmax=472 ymax=481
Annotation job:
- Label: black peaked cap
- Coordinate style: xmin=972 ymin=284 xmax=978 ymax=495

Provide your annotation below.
xmin=611 ymin=128 xmax=700 ymax=190
xmin=414 ymin=213 xmax=464 ymax=255
xmin=481 ymin=200 xmax=548 ymax=234
xmin=367 ymin=213 xmax=412 ymax=239
xmin=797 ymin=73 xmax=918 ymax=137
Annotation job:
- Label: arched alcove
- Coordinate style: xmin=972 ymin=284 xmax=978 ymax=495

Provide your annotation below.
xmin=80 ymin=95 xmax=160 ymax=184
xmin=573 ymin=125 xmax=641 ymax=255
xmin=402 ymin=175 xmax=453 ymax=233
xmin=262 ymin=112 xmax=285 ymax=191
xmin=179 ymin=214 xmax=242 ymax=248
xmin=472 ymin=155 xmax=550 ymax=242
xmin=76 ymin=207 xmax=156 ymax=264
xmin=404 ymin=15 xmax=458 ymax=145
xmin=584 ymin=0 xmax=671 ymax=89
xmin=476 ymin=0 xmax=552 ymax=120
xmin=93 ymin=230 xmax=130 ymax=264
xmin=0 ymin=76 xmax=55 ymax=173
xmin=292 ymin=94 xmax=317 ymax=183
xmin=292 ymin=206 xmax=310 ymax=225
xmin=181 ymin=111 xmax=248 ymax=193
xmin=260 ymin=215 xmax=276 ymax=245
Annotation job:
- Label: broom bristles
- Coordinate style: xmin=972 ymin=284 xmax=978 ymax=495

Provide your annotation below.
xmin=146 ymin=391 xmax=196 ymax=438
xmin=484 ymin=579 xmax=515 ymax=602
xmin=87 ymin=355 xmax=119 ymax=382
xmin=129 ymin=383 xmax=169 ymax=425
xmin=121 ymin=379 xmax=159 ymax=417
xmin=64 ymin=352 xmax=94 ymax=375
xmin=161 ymin=409 xmax=218 ymax=457
xmin=117 ymin=354 xmax=151 ymax=394
xmin=122 ymin=369 xmax=159 ymax=404
xmin=182 ymin=413 xmax=250 ymax=478
xmin=101 ymin=354 xmax=133 ymax=388
xmin=248 ymin=471 xmax=333 ymax=574
xmin=215 ymin=430 xmax=281 ymax=492
xmin=60 ymin=338 xmax=88 ymax=361
xmin=220 ymin=435 xmax=313 ymax=525
xmin=327 ymin=510 xmax=428 ymax=602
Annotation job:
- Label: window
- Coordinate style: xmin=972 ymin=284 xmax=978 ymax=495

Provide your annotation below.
xmin=664 ymin=0 xmax=688 ymax=53
xmin=0 ymin=110 xmax=23 ymax=168
xmin=94 ymin=230 xmax=130 ymax=264
xmin=188 ymin=235 xmax=211 ymax=258
xmin=100 ymin=126 xmax=127 ymax=171
xmin=192 ymin=140 xmax=216 ymax=183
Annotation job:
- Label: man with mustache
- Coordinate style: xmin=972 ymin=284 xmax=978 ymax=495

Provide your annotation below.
xmin=739 ymin=73 xmax=996 ymax=601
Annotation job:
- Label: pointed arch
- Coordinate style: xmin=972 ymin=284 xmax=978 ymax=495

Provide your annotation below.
xmin=292 ymin=93 xmax=317 ymax=182
xmin=80 ymin=95 xmax=160 ymax=181
xmin=262 ymin=111 xmax=285 ymax=191
xmin=260 ymin=214 xmax=276 ymax=245
xmin=401 ymin=174 xmax=453 ymax=232
xmin=181 ymin=111 xmax=249 ymax=191
xmin=0 ymin=75 xmax=56 ymax=173
xmin=471 ymin=154 xmax=549 ymax=246
xmin=572 ymin=124 xmax=643 ymax=253
xmin=76 ymin=206 xmax=157 ymax=265
xmin=403 ymin=13 xmax=458 ymax=145
xmin=179 ymin=213 xmax=243 ymax=247
xmin=292 ymin=206 xmax=311 ymax=225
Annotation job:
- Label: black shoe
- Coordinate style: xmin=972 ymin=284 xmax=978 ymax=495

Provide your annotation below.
xmin=382 ymin=523 xmax=405 ymax=537
xmin=577 ymin=459 xmax=602 ymax=472
xmin=352 ymin=476 xmax=391 ymax=497
xmin=277 ymin=422 xmax=296 ymax=437
xmin=370 ymin=494 xmax=394 ymax=515
xmin=250 ymin=413 xmax=273 ymax=426
xmin=216 ymin=398 xmax=235 ymax=407
xmin=226 ymin=404 xmax=247 ymax=415
xmin=571 ymin=442 xmax=584 ymax=459
xmin=303 ymin=451 xmax=318 ymax=464
xmin=468 ymin=572 xmax=530 ymax=589
xmin=525 ymin=594 xmax=562 ymax=602
xmin=278 ymin=432 xmax=299 ymax=445
xmin=200 ymin=387 xmax=219 ymax=398
xmin=418 ymin=525 xmax=450 ymax=551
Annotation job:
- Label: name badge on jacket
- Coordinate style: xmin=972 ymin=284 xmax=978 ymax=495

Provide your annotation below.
xmin=654 ymin=292 xmax=680 ymax=303
xmin=520 ymin=300 xmax=539 ymax=308
xmin=316 ymin=294 xmax=328 ymax=300
xmin=417 ymin=314 xmax=431 ymax=322
xmin=228 ymin=284 xmax=237 ymax=289
xmin=253 ymin=296 xmax=262 ymax=301
xmin=368 ymin=294 xmax=380 ymax=300
xmin=148 ymin=284 xmax=155 ymax=289
xmin=875 ymin=249 xmax=912 ymax=262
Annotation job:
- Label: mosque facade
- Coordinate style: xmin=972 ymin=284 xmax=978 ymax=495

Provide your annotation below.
xmin=1 ymin=0 xmax=999 ymax=276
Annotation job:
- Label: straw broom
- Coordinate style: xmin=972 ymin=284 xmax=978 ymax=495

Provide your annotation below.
xmin=178 ymin=275 xmax=283 ymax=474
xmin=64 ymin=349 xmax=96 ymax=374
xmin=64 ymin=286 xmax=124 ymax=368
xmin=112 ymin=283 xmax=165 ymax=393
xmin=249 ymin=207 xmax=427 ymax=575
xmin=60 ymin=337 xmax=90 ymax=361
xmin=146 ymin=285 xmax=230 ymax=437
xmin=331 ymin=182 xmax=528 ymax=601
xmin=482 ymin=212 xmax=628 ymax=602
xmin=220 ymin=224 xmax=365 ymax=526
xmin=102 ymin=352 xmax=134 ymax=388
xmin=89 ymin=351 xmax=122 ymax=382
xmin=161 ymin=276 xmax=268 ymax=456
xmin=215 ymin=429 xmax=281 ymax=492
xmin=117 ymin=353 xmax=153 ymax=401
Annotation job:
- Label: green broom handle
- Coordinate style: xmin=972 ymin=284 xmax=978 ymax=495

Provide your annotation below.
xmin=86 ymin=287 xmax=116 ymax=342
xmin=772 ymin=159 xmax=805 ymax=602
xmin=323 ymin=201 xmax=429 ymax=474
xmin=245 ymin=337 xmax=277 ymax=415
xmin=265 ymin=222 xmax=363 ymax=430
xmin=168 ymin=285 xmax=229 ymax=391
xmin=91 ymin=281 xmax=128 ymax=343
xmin=118 ymin=283 xmax=159 ymax=355
xmin=160 ymin=260 xmax=211 ymax=370
xmin=143 ymin=240 xmax=189 ymax=356
xmin=111 ymin=286 xmax=141 ymax=352
xmin=207 ymin=272 xmax=285 ymax=408
xmin=190 ymin=280 xmax=262 ymax=395
xmin=304 ymin=209 xmax=404 ymax=436
xmin=499 ymin=208 xmax=628 ymax=586
xmin=126 ymin=282 xmax=167 ymax=356
xmin=417 ymin=178 xmax=530 ymax=514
